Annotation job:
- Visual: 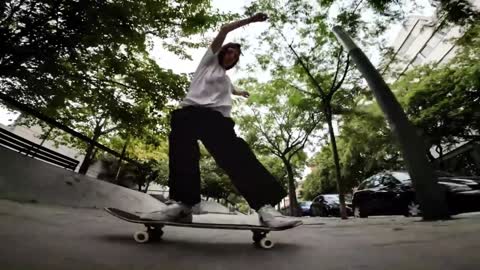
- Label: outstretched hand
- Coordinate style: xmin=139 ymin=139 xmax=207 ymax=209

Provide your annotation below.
xmin=236 ymin=90 xmax=250 ymax=98
xmin=250 ymin=13 xmax=268 ymax=23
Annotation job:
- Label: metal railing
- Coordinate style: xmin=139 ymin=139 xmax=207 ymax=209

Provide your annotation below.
xmin=0 ymin=127 xmax=79 ymax=170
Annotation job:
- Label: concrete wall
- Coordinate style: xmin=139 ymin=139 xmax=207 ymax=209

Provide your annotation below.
xmin=0 ymin=146 xmax=165 ymax=212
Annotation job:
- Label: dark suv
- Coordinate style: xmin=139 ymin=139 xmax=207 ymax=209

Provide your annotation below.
xmin=352 ymin=171 xmax=480 ymax=218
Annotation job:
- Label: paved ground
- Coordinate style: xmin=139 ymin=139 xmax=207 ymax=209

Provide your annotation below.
xmin=1 ymin=199 xmax=480 ymax=270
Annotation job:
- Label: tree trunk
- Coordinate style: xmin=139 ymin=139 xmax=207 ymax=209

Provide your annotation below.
xmin=39 ymin=126 xmax=53 ymax=147
xmin=78 ymin=143 xmax=96 ymax=174
xmin=28 ymin=126 xmax=54 ymax=158
xmin=143 ymin=181 xmax=151 ymax=193
xmin=282 ymin=157 xmax=301 ymax=217
xmin=114 ymin=139 xmax=129 ymax=183
xmin=325 ymin=107 xmax=348 ymax=219
xmin=436 ymin=144 xmax=444 ymax=169
xmin=78 ymin=122 xmax=103 ymax=175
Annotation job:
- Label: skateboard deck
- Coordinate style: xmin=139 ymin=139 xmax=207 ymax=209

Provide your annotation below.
xmin=105 ymin=207 xmax=301 ymax=249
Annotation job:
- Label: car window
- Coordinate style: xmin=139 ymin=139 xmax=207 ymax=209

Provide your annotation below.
xmin=382 ymin=175 xmax=401 ymax=186
xmin=323 ymin=195 xmax=339 ymax=203
xmin=391 ymin=172 xmax=411 ymax=182
xmin=366 ymin=175 xmax=382 ymax=188
xmin=358 ymin=176 xmax=375 ymax=190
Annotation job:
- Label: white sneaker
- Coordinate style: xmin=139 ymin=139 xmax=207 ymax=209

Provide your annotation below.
xmin=140 ymin=201 xmax=193 ymax=223
xmin=257 ymin=205 xmax=302 ymax=228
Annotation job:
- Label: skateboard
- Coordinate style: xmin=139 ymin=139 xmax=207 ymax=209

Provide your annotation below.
xmin=105 ymin=207 xmax=301 ymax=249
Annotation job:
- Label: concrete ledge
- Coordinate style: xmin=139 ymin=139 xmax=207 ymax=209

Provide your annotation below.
xmin=0 ymin=147 xmax=165 ymax=212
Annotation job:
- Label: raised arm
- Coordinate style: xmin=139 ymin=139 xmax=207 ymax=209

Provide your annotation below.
xmin=210 ymin=13 xmax=268 ymax=53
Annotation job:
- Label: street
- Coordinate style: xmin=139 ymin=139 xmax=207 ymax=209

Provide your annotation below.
xmin=1 ymin=199 xmax=480 ymax=270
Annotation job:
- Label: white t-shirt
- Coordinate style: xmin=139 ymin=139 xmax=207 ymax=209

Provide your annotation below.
xmin=181 ymin=48 xmax=234 ymax=117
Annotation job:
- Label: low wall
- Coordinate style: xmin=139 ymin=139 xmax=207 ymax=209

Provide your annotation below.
xmin=0 ymin=147 xmax=165 ymax=212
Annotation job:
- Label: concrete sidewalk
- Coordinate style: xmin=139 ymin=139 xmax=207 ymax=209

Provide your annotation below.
xmin=1 ymin=199 xmax=479 ymax=270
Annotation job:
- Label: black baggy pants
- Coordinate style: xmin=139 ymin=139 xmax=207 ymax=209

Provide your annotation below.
xmin=168 ymin=106 xmax=287 ymax=210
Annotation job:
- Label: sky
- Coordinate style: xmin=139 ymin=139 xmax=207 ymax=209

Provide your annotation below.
xmin=0 ymin=0 xmax=435 ymax=126
xmin=149 ymin=0 xmax=266 ymax=78
xmin=149 ymin=0 xmax=435 ymax=77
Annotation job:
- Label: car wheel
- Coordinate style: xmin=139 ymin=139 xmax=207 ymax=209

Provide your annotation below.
xmin=405 ymin=201 xmax=421 ymax=217
xmin=354 ymin=205 xmax=368 ymax=218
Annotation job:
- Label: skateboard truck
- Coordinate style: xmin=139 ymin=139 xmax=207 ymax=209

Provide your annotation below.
xmin=133 ymin=225 xmax=165 ymax=243
xmin=252 ymin=230 xmax=274 ymax=249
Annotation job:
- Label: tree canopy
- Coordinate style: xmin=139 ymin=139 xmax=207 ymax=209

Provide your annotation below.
xmin=395 ymin=24 xmax=480 ymax=159
xmin=1 ymin=0 xmax=232 ymax=173
xmin=302 ymin=24 xmax=480 ymax=198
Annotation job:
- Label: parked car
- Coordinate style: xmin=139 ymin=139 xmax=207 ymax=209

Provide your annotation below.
xmin=310 ymin=194 xmax=353 ymax=217
xmin=298 ymin=201 xmax=313 ymax=216
xmin=352 ymin=171 xmax=480 ymax=218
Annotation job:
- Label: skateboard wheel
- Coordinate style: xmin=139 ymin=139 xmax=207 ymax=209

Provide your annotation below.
xmin=134 ymin=231 xmax=150 ymax=243
xmin=259 ymin=238 xmax=274 ymax=249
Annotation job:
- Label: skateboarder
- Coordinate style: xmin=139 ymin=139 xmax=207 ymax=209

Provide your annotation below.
xmin=141 ymin=13 xmax=301 ymax=228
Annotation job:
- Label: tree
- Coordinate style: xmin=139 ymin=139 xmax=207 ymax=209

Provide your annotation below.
xmin=302 ymin=103 xmax=403 ymax=199
xmin=198 ymin=144 xmax=233 ymax=201
xmin=132 ymin=159 xmax=165 ymax=193
xmin=339 ymin=105 xmax=403 ymax=182
xmin=200 ymin=156 xmax=238 ymax=202
xmin=96 ymin=135 xmax=170 ymax=191
xmin=303 ymin=24 xmax=480 ymax=199
xmin=236 ymin=79 xmax=318 ymax=216
xmin=337 ymin=0 xmax=479 ymax=26
xmin=97 ymin=157 xmax=165 ymax=192
xmin=302 ymin=146 xmax=337 ymax=200
xmin=1 ymin=0 xmax=233 ymax=173
xmin=15 ymin=61 xmax=186 ymax=174
xmin=114 ymin=134 xmax=170 ymax=186
xmin=244 ymin=0 xmax=402 ymax=218
xmin=394 ymin=24 xmax=480 ymax=162
xmin=1 ymin=0 xmax=228 ymax=106
xmin=247 ymin=0 xmax=479 ymax=208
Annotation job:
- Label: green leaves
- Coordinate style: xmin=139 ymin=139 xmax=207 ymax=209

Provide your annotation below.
xmin=303 ymin=23 xmax=480 ymax=196
xmin=302 ymin=103 xmax=402 ymax=198
xmin=436 ymin=0 xmax=480 ymax=26
xmin=1 ymin=0 xmax=224 ymax=105
xmin=235 ymin=78 xmax=319 ymax=210
xmin=0 ymin=0 xmax=232 ymax=173
xmin=393 ymin=26 xmax=480 ymax=153
xmin=198 ymin=144 xmax=238 ymax=200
